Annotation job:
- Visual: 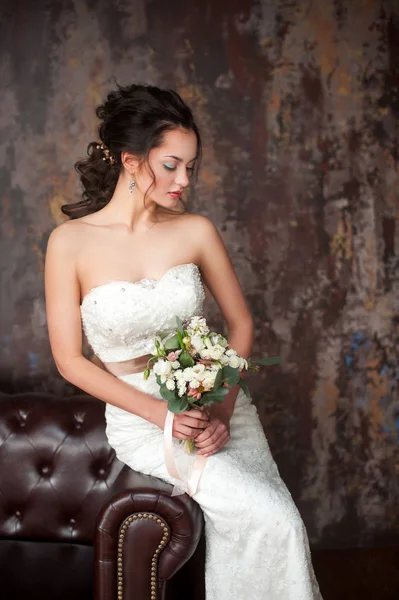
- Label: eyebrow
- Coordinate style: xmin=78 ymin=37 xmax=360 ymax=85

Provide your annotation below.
xmin=164 ymin=154 xmax=196 ymax=163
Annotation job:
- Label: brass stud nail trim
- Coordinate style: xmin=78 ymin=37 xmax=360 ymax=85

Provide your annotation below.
xmin=116 ymin=513 xmax=170 ymax=600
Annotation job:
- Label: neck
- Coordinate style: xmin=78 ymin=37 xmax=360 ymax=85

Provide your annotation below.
xmin=101 ymin=171 xmax=158 ymax=232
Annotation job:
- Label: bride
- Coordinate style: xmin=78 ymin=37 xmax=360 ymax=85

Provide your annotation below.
xmin=45 ymin=83 xmax=323 ymax=599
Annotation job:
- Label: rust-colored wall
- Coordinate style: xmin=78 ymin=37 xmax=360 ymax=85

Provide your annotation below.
xmin=1 ymin=0 xmax=398 ymax=549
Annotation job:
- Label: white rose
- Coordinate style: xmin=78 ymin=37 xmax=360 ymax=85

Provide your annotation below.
xmin=219 ymin=355 xmax=229 ymax=366
xmin=190 ymin=334 xmax=205 ymax=352
xmin=239 ymin=358 xmax=248 ymax=371
xmin=166 ymin=379 xmax=176 ymax=391
xmin=192 ymin=363 xmax=206 ymax=380
xmin=153 ymin=359 xmax=172 ymax=376
xmin=211 ymin=334 xmax=228 ymax=348
xmin=205 ymin=368 xmax=217 ymax=379
xmin=171 ymin=361 xmax=181 ymax=369
xmin=202 ymin=378 xmax=214 ymax=391
xmin=210 ymin=344 xmax=226 ymax=360
xmin=228 ymin=355 xmax=241 ymax=369
xmin=183 ymin=367 xmax=195 ymax=382
xmin=199 ymin=349 xmax=211 ymax=360
xmin=226 ymin=348 xmax=237 ymax=357
xmin=202 ymin=368 xmax=217 ymax=390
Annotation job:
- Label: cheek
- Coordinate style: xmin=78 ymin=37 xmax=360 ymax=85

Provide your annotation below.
xmin=154 ymin=169 xmax=174 ymax=188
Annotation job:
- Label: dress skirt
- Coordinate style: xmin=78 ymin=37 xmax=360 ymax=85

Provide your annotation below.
xmin=104 ymin=370 xmax=323 ymax=600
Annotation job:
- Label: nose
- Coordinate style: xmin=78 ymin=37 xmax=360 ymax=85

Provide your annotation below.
xmin=174 ymin=166 xmax=190 ymax=188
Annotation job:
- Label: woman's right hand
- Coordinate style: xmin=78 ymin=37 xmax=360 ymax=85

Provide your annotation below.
xmin=156 ymin=402 xmax=210 ymax=440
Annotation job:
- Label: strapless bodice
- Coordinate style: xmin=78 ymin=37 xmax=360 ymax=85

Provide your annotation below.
xmin=80 ymin=263 xmax=205 ymax=362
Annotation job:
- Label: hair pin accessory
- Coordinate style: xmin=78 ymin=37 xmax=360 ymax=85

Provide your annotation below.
xmin=96 ymin=142 xmax=116 ymax=166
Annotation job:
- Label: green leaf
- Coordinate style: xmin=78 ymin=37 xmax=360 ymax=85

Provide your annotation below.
xmin=176 ymin=329 xmax=186 ymax=350
xmin=201 ymin=388 xmax=230 ymax=404
xmin=175 ymin=316 xmax=184 ymax=335
xmin=155 ymin=374 xmax=162 ymax=386
xmin=222 ymin=365 xmax=241 ymax=387
xmin=239 ymin=378 xmax=251 ymax=397
xmin=179 ymin=351 xmax=195 ymax=368
xmin=213 ymin=367 xmax=223 ymax=390
xmin=171 ymin=395 xmax=190 ymax=413
xmin=160 ymin=388 xmax=189 ymax=413
xmin=252 ymin=356 xmax=281 ymax=366
xmin=163 ymin=333 xmax=180 ymax=350
xmin=159 ymin=385 xmax=178 ymax=403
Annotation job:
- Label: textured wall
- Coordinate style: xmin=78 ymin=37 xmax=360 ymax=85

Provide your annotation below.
xmin=1 ymin=0 xmax=398 ymax=549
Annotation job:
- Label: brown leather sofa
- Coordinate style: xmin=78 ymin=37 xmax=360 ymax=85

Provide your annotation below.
xmin=0 ymin=392 xmax=206 ymax=600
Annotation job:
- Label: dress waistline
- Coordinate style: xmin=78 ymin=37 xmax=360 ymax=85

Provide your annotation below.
xmin=104 ymin=354 xmax=153 ymax=376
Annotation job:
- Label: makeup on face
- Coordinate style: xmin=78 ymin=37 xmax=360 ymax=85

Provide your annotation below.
xmin=162 ymin=155 xmax=196 ymax=175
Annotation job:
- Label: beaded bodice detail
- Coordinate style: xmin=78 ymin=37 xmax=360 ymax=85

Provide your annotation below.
xmin=80 ymin=263 xmax=205 ymax=362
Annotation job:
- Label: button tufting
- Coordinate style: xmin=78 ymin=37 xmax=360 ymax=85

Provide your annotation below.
xmin=98 ymin=467 xmax=105 ymax=476
xmin=15 ymin=511 xmax=21 ymax=518
xmin=40 ymin=465 xmax=50 ymax=476
xmin=75 ymin=423 xmax=82 ymax=430
xmin=69 ymin=518 xmax=76 ymax=526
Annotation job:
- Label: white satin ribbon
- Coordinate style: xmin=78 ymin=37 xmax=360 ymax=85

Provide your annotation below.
xmin=164 ymin=410 xmax=208 ymax=497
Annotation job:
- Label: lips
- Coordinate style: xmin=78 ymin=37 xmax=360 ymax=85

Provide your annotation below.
xmin=168 ymin=191 xmax=182 ymax=198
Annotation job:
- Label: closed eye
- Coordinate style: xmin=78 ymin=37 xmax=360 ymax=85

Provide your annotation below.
xmin=163 ymin=163 xmax=195 ymax=174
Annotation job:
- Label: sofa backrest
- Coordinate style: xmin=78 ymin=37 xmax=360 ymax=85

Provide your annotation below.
xmin=0 ymin=393 xmax=124 ymax=544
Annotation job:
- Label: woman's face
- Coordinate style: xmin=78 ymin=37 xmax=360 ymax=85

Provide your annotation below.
xmin=134 ymin=127 xmax=198 ymax=209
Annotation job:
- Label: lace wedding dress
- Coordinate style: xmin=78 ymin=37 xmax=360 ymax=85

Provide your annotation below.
xmin=80 ymin=262 xmax=322 ymax=599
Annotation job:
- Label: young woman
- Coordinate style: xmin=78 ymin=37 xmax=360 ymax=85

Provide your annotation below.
xmin=45 ymin=83 xmax=323 ymax=599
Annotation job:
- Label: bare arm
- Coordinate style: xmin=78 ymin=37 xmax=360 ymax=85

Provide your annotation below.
xmin=194 ymin=216 xmax=255 ymax=418
xmin=44 ymin=224 xmax=208 ymax=438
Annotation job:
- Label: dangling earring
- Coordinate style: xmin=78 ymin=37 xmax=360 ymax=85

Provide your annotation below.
xmin=129 ymin=178 xmax=136 ymax=193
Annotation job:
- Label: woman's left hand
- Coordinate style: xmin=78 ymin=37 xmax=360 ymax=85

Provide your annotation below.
xmin=194 ymin=411 xmax=231 ymax=457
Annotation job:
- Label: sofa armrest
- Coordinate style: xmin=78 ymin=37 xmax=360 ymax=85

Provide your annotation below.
xmin=94 ymin=467 xmax=204 ymax=600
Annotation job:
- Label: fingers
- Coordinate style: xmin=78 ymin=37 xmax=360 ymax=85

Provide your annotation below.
xmin=173 ymin=427 xmax=204 ymax=440
xmin=196 ymin=431 xmax=230 ymax=456
xmin=179 ymin=413 xmax=210 ymax=430
xmin=195 ymin=424 xmax=230 ymax=451
xmin=184 ymin=409 xmax=210 ymax=425
xmin=175 ymin=432 xmax=201 ymax=441
xmin=194 ymin=423 xmax=216 ymax=442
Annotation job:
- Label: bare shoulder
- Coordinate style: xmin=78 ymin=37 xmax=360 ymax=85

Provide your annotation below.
xmin=47 ymin=219 xmax=88 ymax=253
xmin=177 ymin=212 xmax=219 ymax=240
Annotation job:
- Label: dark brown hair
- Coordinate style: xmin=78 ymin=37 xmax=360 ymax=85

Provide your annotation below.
xmin=61 ymin=83 xmax=202 ymax=218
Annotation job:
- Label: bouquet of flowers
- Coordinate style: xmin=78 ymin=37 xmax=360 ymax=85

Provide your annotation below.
xmin=144 ymin=316 xmax=280 ymax=452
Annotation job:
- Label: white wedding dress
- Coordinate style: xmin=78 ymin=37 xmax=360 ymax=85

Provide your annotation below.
xmin=80 ymin=262 xmax=322 ymax=600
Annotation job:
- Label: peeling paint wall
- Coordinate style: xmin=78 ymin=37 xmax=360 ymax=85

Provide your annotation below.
xmin=1 ymin=0 xmax=398 ymax=548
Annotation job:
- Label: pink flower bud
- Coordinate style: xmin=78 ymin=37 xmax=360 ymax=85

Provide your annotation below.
xmin=187 ymin=387 xmax=202 ymax=400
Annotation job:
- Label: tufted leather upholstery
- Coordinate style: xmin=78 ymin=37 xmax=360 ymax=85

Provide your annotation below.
xmin=0 ymin=392 xmax=205 ymax=600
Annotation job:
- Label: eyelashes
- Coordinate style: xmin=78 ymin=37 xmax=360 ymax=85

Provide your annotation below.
xmin=163 ymin=163 xmax=195 ymax=174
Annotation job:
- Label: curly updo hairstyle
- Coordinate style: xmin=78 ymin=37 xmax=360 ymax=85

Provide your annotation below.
xmin=61 ymin=83 xmax=202 ymax=218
